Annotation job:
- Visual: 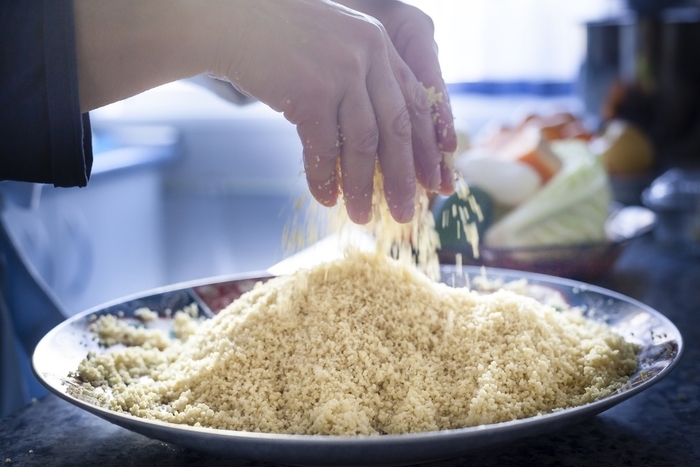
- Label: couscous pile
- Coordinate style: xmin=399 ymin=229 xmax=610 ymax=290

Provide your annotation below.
xmin=74 ymin=251 xmax=637 ymax=435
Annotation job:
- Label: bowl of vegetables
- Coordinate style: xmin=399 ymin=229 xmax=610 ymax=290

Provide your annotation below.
xmin=433 ymin=115 xmax=656 ymax=280
xmin=436 ymin=204 xmax=655 ymax=280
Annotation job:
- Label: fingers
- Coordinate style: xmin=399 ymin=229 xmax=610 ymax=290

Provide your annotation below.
xmin=394 ymin=30 xmax=457 ymax=157
xmin=299 ymin=38 xmax=451 ymax=222
xmin=366 ymin=52 xmax=416 ymax=224
xmin=338 ymin=87 xmax=379 ymax=224
xmin=385 ymin=45 xmax=442 ymax=192
xmin=297 ymin=117 xmax=341 ymax=208
xmin=438 ymin=158 xmax=455 ymax=194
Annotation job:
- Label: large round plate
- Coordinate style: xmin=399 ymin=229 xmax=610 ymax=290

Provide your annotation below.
xmin=33 ymin=266 xmax=682 ymax=466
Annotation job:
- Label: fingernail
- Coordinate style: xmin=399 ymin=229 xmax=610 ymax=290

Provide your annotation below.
xmin=439 ymin=171 xmax=455 ymax=195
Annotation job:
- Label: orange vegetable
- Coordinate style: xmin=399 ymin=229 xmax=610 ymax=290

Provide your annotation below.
xmin=487 ymin=127 xmax=562 ymax=183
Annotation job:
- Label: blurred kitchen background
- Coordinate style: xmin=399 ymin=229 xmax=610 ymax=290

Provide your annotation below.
xmin=3 ymin=0 xmax=700 ymax=318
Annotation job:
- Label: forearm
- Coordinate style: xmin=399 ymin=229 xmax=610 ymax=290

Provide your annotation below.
xmin=73 ymin=0 xmax=219 ymax=112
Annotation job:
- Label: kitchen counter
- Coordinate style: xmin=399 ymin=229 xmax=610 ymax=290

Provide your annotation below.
xmin=1 ymin=236 xmax=698 ymax=467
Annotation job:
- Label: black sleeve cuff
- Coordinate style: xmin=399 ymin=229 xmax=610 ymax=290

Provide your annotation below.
xmin=0 ymin=0 xmax=92 ymax=188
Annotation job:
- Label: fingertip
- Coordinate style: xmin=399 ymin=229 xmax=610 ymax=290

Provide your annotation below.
xmin=308 ymin=179 xmax=340 ymax=208
xmin=437 ymin=159 xmax=455 ymax=195
xmin=346 ymin=204 xmax=372 ymax=225
xmin=297 ymin=117 xmax=343 ymax=210
xmin=392 ymin=201 xmax=415 ymax=224
xmin=429 ymin=167 xmax=442 ymax=192
xmin=438 ymin=182 xmax=454 ymax=196
xmin=342 ymin=188 xmax=373 ymax=225
xmin=402 ymin=202 xmax=416 ymax=223
xmin=419 ymin=164 xmax=441 ymax=192
xmin=321 ymin=195 xmax=339 ymax=207
xmin=438 ymin=130 xmax=458 ymax=154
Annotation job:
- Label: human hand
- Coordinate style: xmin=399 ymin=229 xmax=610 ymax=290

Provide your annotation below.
xmin=335 ymin=0 xmax=457 ymax=194
xmin=211 ymin=0 xmax=449 ymax=223
xmin=73 ymin=0 xmax=451 ymax=223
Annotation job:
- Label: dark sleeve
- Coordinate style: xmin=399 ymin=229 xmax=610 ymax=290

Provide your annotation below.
xmin=0 ymin=0 xmax=92 ymax=187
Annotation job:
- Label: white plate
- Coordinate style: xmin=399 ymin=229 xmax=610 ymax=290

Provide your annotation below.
xmin=33 ymin=266 xmax=682 ymax=466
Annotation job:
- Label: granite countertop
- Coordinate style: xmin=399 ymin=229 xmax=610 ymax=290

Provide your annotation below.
xmin=1 ymin=236 xmax=698 ymax=467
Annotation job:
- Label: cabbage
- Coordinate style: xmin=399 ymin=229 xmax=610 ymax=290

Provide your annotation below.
xmin=484 ymin=140 xmax=611 ymax=248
